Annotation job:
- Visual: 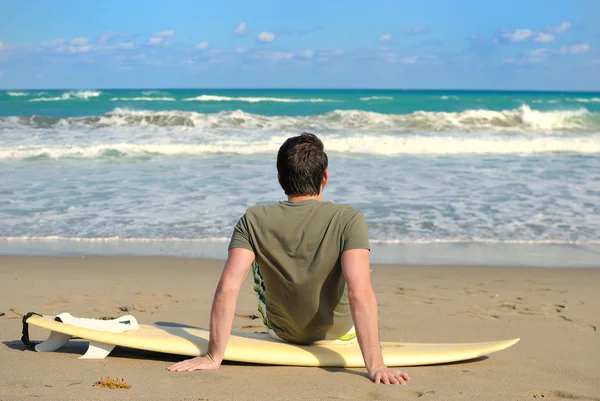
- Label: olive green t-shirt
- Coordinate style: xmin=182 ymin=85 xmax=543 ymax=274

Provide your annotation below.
xmin=228 ymin=199 xmax=370 ymax=344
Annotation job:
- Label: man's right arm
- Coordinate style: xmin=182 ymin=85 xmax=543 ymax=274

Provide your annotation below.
xmin=341 ymin=248 xmax=411 ymax=385
xmin=167 ymin=247 xmax=255 ymax=372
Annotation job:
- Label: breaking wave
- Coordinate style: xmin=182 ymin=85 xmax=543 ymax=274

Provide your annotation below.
xmin=7 ymin=92 xmax=30 ymax=97
xmin=28 ymin=91 xmax=102 ymax=102
xmin=566 ymin=97 xmax=600 ymax=103
xmin=2 ymin=134 xmax=599 ymax=160
xmin=182 ymin=95 xmax=339 ymax=103
xmin=110 ymin=97 xmax=176 ymax=101
xmin=2 ymin=105 xmax=597 ymax=132
xmin=359 ymin=96 xmax=393 ymax=101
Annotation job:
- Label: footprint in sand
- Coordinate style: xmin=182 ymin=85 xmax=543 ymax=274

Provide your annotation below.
xmin=459 ymin=290 xmax=598 ymax=333
xmin=134 ymin=292 xmax=173 ymax=298
xmin=527 ymin=390 xmax=600 ymax=400
xmin=116 ymin=300 xmax=161 ymax=313
xmin=394 ymin=286 xmax=450 ymax=305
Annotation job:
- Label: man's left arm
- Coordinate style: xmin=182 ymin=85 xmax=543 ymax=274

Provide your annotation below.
xmin=167 ymin=247 xmax=255 ymax=372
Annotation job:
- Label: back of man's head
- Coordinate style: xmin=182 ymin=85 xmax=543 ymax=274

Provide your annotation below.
xmin=277 ymin=133 xmax=328 ymax=196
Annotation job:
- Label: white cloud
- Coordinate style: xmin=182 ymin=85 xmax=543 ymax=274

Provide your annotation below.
xmin=570 ymin=43 xmax=590 ymax=54
xmin=236 ymin=47 xmax=247 ymax=53
xmin=0 ymin=41 xmax=3 ymax=50
xmin=385 ymin=52 xmax=396 ymax=63
xmin=154 ymin=30 xmax=175 ymax=38
xmin=302 ymin=49 xmax=314 ymax=58
xmin=148 ymin=37 xmax=162 ymax=45
xmin=504 ymin=29 xmax=534 ymax=42
xmin=535 ymin=32 xmax=554 ymax=43
xmin=526 ymin=48 xmax=548 ymax=63
xmin=590 ymin=59 xmax=600 ymax=64
xmin=560 ymin=43 xmax=590 ymax=55
xmin=257 ymin=32 xmax=275 ymax=43
xmin=547 ymin=21 xmax=571 ymax=33
xmin=196 ymin=41 xmax=209 ymax=50
xmin=529 ymin=48 xmax=548 ymax=57
xmin=404 ymin=27 xmax=429 ymax=35
xmin=401 ymin=56 xmax=418 ymax=64
xmin=118 ymin=42 xmax=135 ymax=49
xmin=501 ymin=22 xmax=569 ymax=45
xmin=379 ymin=33 xmax=392 ymax=42
xmin=71 ymin=37 xmax=89 ymax=46
xmin=271 ymin=52 xmax=293 ymax=61
xmin=504 ymin=48 xmax=549 ymax=65
xmin=235 ymin=22 xmax=248 ymax=35
xmin=67 ymin=45 xmax=92 ymax=53
xmin=41 ymin=38 xmax=65 ymax=47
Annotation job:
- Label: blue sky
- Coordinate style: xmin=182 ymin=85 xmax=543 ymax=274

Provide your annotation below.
xmin=0 ymin=0 xmax=598 ymax=90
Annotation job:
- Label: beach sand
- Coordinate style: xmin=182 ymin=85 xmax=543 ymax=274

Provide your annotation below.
xmin=0 ymin=256 xmax=599 ymax=400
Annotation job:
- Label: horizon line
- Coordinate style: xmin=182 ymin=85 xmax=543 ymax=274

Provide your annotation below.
xmin=2 ymin=87 xmax=600 ymax=93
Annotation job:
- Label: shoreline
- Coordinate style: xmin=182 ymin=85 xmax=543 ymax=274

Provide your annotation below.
xmin=1 ymin=238 xmax=598 ymax=268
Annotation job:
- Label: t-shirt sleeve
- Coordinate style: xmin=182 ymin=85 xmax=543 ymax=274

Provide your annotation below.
xmin=228 ymin=213 xmax=254 ymax=252
xmin=342 ymin=209 xmax=371 ymax=252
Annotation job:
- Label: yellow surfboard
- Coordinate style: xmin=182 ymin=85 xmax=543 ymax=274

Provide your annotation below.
xmin=23 ymin=314 xmax=519 ymax=367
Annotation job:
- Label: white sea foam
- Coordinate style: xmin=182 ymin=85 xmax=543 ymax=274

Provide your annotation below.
xmin=7 ymin=91 xmax=29 ymax=97
xmin=440 ymin=95 xmax=460 ymax=100
xmin=1 ymin=134 xmax=599 ymax=160
xmin=0 ymin=236 xmax=230 ymax=242
xmin=110 ymin=97 xmax=176 ymax=101
xmin=566 ymin=97 xmax=600 ymax=103
xmin=369 ymin=238 xmax=600 ymax=245
xmin=359 ymin=96 xmax=394 ymax=101
xmin=29 ymin=90 xmax=102 ymax=102
xmin=142 ymin=91 xmax=170 ymax=95
xmin=2 ymin=236 xmax=598 ymax=245
xmin=182 ymin=95 xmax=338 ymax=103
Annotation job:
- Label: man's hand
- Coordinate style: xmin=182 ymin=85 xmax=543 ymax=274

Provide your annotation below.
xmin=167 ymin=355 xmax=220 ymax=372
xmin=368 ymin=365 xmax=411 ymax=384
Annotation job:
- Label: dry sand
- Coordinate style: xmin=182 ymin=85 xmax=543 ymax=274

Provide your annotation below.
xmin=0 ymin=256 xmax=599 ymax=401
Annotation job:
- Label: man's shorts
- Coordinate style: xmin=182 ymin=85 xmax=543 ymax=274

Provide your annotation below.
xmin=251 ymin=261 xmax=357 ymax=344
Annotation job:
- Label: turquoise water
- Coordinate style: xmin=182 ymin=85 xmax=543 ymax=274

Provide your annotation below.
xmin=2 ymin=89 xmax=600 ymax=117
xmin=1 ymin=89 xmax=599 ymax=265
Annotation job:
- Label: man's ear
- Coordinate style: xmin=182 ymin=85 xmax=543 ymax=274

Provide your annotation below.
xmin=322 ymin=169 xmax=329 ymax=187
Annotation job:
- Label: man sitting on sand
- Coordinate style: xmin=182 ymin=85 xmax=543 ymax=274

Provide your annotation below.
xmin=167 ymin=133 xmax=411 ymax=385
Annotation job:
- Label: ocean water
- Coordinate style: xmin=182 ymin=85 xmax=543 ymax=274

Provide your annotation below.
xmin=1 ymin=89 xmax=599 ymax=266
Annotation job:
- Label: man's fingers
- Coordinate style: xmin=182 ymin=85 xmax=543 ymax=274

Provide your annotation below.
xmin=168 ymin=364 xmax=189 ymax=372
xmin=389 ymin=375 xmax=400 ymax=385
xmin=401 ymin=372 xmax=411 ymax=381
xmin=167 ymin=360 xmax=199 ymax=371
xmin=374 ymin=373 xmax=381 ymax=384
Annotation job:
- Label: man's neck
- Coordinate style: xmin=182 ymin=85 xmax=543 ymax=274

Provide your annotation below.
xmin=287 ymin=194 xmax=322 ymax=203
